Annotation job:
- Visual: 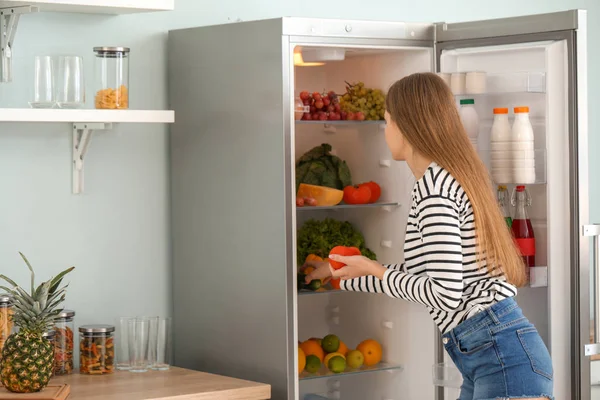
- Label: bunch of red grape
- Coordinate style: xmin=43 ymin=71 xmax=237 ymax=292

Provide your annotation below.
xmin=299 ymin=91 xmax=365 ymax=121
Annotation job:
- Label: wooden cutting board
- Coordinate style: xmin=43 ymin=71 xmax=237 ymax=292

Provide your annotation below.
xmin=0 ymin=384 xmax=70 ymax=400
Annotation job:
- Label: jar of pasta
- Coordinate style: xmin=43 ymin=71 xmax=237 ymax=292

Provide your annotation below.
xmin=53 ymin=309 xmax=75 ymax=375
xmin=79 ymin=325 xmax=115 ymax=375
xmin=0 ymin=295 xmax=13 ymax=366
xmin=93 ymin=47 xmax=130 ymax=109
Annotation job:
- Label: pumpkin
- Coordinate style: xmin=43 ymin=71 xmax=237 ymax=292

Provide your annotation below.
xmin=297 ymin=184 xmax=344 ymax=207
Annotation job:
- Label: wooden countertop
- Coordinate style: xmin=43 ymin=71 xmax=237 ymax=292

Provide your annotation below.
xmin=50 ymin=367 xmax=271 ymax=400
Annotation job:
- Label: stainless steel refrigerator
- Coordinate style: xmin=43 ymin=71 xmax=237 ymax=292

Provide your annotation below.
xmin=168 ymin=10 xmax=595 ymax=400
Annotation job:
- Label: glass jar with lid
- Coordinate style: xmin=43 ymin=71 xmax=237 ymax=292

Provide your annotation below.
xmin=79 ymin=325 xmax=115 ymax=375
xmin=93 ymin=47 xmax=130 ymax=109
xmin=53 ymin=309 xmax=75 ymax=375
xmin=0 ymin=294 xmax=13 ymax=361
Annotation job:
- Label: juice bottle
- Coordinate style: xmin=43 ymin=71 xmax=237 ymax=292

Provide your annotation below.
xmin=497 ymin=185 xmax=512 ymax=228
xmin=511 ymin=185 xmax=535 ymax=274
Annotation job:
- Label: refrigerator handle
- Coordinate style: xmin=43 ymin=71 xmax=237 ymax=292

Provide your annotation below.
xmin=584 ymin=224 xmax=600 ymax=356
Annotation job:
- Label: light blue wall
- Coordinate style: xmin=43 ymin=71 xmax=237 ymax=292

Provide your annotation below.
xmin=0 ymin=0 xmax=596 ymax=353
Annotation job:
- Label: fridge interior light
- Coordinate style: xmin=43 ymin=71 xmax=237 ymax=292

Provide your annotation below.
xmin=301 ymin=47 xmax=346 ymax=62
xmin=293 ymin=52 xmax=325 ymax=67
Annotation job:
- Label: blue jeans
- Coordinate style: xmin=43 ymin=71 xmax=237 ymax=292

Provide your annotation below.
xmin=442 ymin=298 xmax=554 ymax=400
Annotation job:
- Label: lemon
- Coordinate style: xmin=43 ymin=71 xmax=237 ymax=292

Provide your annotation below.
xmin=346 ymin=350 xmax=364 ymax=369
xmin=327 ymin=355 xmax=346 ymax=374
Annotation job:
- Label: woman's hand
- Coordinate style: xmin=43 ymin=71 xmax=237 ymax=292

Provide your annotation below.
xmin=328 ymin=254 xmax=387 ymax=280
xmin=304 ymin=260 xmax=333 ymax=284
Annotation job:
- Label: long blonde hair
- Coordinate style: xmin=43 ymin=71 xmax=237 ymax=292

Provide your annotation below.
xmin=386 ymin=72 xmax=526 ymax=287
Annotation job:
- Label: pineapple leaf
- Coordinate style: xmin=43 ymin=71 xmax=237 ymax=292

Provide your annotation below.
xmin=18 ymin=252 xmax=35 ymax=294
xmin=37 ymin=281 xmax=51 ymax=311
xmin=48 ymin=266 xmax=75 ymax=295
xmin=0 ymin=274 xmax=19 ymax=288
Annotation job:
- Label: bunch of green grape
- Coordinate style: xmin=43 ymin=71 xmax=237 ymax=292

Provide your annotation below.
xmin=339 ymin=81 xmax=386 ymax=121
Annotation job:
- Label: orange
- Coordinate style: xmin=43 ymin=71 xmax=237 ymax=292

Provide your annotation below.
xmin=337 ymin=340 xmax=349 ymax=356
xmin=298 ymin=347 xmax=306 ymax=374
xmin=300 ymin=339 xmax=325 ymax=363
xmin=356 ymin=339 xmax=382 ymax=366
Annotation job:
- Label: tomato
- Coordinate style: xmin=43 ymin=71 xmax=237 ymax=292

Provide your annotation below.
xmin=359 ymin=181 xmax=381 ymax=203
xmin=329 ymin=246 xmax=361 ymax=270
xmin=343 ymin=185 xmax=371 ymax=205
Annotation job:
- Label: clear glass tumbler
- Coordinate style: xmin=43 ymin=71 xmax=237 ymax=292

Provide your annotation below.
xmin=57 ymin=56 xmax=85 ymax=108
xmin=128 ymin=318 xmax=151 ymax=373
xmin=31 ymin=55 xmax=55 ymax=108
xmin=151 ymin=317 xmax=171 ymax=370
xmin=116 ymin=317 xmax=133 ymax=370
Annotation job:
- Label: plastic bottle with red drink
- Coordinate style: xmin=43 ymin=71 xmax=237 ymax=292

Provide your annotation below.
xmin=511 ymin=185 xmax=535 ymax=278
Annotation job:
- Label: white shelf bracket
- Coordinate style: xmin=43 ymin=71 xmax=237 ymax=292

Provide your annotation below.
xmin=0 ymin=6 xmax=38 ymax=83
xmin=72 ymin=122 xmax=112 ymax=195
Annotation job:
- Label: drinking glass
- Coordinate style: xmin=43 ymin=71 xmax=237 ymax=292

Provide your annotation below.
xmin=128 ymin=318 xmax=150 ymax=373
xmin=30 ymin=56 xmax=55 ymax=108
xmin=151 ymin=317 xmax=172 ymax=370
xmin=57 ymin=55 xmax=85 ymax=108
xmin=116 ymin=317 xmax=133 ymax=370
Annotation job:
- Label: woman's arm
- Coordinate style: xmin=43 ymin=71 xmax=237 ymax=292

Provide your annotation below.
xmin=336 ymin=195 xmax=464 ymax=311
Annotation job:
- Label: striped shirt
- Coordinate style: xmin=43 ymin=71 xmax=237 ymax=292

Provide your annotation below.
xmin=340 ymin=162 xmax=517 ymax=333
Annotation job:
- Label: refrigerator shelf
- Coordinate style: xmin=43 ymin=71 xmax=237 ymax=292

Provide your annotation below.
xmin=298 ymin=288 xmax=343 ymax=296
xmin=300 ymin=362 xmax=403 ymax=381
xmin=297 ymin=202 xmax=400 ymax=211
xmin=296 ymin=120 xmax=385 ymax=126
xmin=446 ymin=71 xmax=546 ymax=95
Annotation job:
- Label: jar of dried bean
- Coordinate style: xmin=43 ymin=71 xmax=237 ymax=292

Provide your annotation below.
xmin=93 ymin=47 xmax=130 ymax=109
xmin=79 ymin=325 xmax=115 ymax=375
xmin=0 ymin=295 xmax=13 ymax=365
xmin=53 ymin=309 xmax=75 ymax=375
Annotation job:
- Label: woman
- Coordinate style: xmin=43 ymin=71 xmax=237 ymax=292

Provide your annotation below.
xmin=305 ymin=73 xmax=553 ymax=400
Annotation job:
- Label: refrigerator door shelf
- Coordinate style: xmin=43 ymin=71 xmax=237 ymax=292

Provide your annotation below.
xmin=296 ymin=202 xmax=401 ymax=212
xmin=432 ymin=363 xmax=462 ymax=389
xmin=448 ymin=71 xmax=546 ymax=95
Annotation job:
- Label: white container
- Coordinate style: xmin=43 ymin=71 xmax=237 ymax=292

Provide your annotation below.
xmin=511 ymin=106 xmax=535 ymax=143
xmin=491 ymin=159 xmax=535 ymax=169
xmin=450 ymin=73 xmax=466 ymax=95
xmin=491 ymin=149 xmax=535 ymax=160
xmin=490 ymin=108 xmax=511 ymax=142
xmin=514 ymin=168 xmax=536 ymax=184
xmin=492 ymin=169 xmax=513 ymax=183
xmin=436 ymin=72 xmax=451 ymax=87
xmin=465 ymin=71 xmax=487 ymax=94
xmin=459 ymin=99 xmax=479 ymax=147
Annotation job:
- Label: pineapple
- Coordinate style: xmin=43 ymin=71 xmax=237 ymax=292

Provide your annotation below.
xmin=0 ymin=252 xmax=74 ymax=393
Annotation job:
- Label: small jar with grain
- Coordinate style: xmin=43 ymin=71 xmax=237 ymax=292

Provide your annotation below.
xmin=79 ymin=325 xmax=115 ymax=375
xmin=53 ymin=309 xmax=75 ymax=375
xmin=93 ymin=47 xmax=130 ymax=109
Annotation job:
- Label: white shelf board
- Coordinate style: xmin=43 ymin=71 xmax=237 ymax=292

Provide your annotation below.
xmin=0 ymin=0 xmax=174 ymax=14
xmin=0 ymin=108 xmax=174 ymax=123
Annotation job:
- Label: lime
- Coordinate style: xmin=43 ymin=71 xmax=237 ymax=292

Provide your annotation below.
xmin=324 ymin=352 xmax=345 ymax=366
xmin=308 ymin=279 xmax=321 ymax=291
xmin=305 ymin=355 xmax=321 ymax=374
xmin=328 ymin=355 xmax=346 ymax=373
xmin=346 ymin=350 xmax=364 ymax=369
xmin=321 ymin=334 xmax=340 ymax=353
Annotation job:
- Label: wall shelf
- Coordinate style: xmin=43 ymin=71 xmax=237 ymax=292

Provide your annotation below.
xmin=0 ymin=0 xmax=174 ymax=14
xmin=0 ymin=108 xmax=174 ymax=123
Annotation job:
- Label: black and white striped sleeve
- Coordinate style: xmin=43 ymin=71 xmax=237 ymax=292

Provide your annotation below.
xmin=382 ymin=195 xmax=464 ymax=310
xmin=339 ymin=263 xmax=405 ymax=293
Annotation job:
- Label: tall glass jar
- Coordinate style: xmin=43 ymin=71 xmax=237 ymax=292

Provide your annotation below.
xmin=93 ymin=47 xmax=130 ymax=109
xmin=0 ymin=295 xmax=13 ymax=365
xmin=79 ymin=325 xmax=115 ymax=375
xmin=54 ymin=309 xmax=75 ymax=375
xmin=42 ymin=330 xmax=56 ymax=378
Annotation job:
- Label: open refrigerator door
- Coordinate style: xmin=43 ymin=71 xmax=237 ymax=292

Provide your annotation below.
xmin=292 ymin=44 xmax=437 ymax=400
xmin=435 ymin=9 xmax=584 ymax=400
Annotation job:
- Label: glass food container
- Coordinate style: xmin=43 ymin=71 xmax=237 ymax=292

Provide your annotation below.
xmin=0 ymin=295 xmax=13 ymax=366
xmin=79 ymin=325 xmax=115 ymax=375
xmin=42 ymin=331 xmax=56 ymax=378
xmin=93 ymin=47 xmax=130 ymax=109
xmin=54 ymin=309 xmax=75 ymax=375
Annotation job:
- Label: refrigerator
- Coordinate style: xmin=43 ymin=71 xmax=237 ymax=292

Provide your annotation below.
xmin=167 ymin=9 xmax=594 ymax=400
